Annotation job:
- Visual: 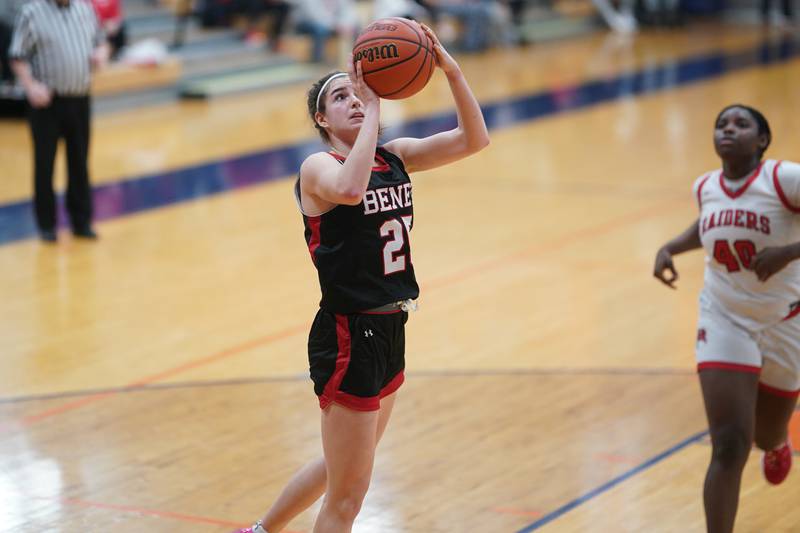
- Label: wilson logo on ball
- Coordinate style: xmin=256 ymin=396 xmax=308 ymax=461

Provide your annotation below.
xmin=354 ymin=44 xmax=400 ymax=63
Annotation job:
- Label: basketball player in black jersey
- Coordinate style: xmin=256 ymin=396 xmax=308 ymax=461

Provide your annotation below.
xmin=235 ymin=24 xmax=489 ymax=533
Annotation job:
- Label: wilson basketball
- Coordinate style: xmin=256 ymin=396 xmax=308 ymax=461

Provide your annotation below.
xmin=352 ymin=18 xmax=435 ymax=100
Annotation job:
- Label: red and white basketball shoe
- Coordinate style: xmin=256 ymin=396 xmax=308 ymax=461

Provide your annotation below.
xmin=762 ymin=440 xmax=792 ymax=485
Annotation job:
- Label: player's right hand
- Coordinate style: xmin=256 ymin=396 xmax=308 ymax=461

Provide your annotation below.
xmin=26 ymin=81 xmax=51 ymax=108
xmin=419 ymin=23 xmax=459 ymax=76
xmin=653 ymin=246 xmax=679 ymax=289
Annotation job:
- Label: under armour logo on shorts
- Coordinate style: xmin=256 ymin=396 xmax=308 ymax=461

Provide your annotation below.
xmin=364 ymin=329 xmax=374 ymax=337
xmin=697 ymin=328 xmax=707 ymax=344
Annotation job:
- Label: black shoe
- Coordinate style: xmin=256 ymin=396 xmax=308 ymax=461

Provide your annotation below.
xmin=39 ymin=229 xmax=57 ymax=243
xmin=73 ymin=227 xmax=98 ymax=240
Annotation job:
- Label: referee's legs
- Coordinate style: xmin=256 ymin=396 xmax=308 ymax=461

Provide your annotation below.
xmin=28 ymin=103 xmax=60 ymax=235
xmin=62 ymin=96 xmax=94 ymax=235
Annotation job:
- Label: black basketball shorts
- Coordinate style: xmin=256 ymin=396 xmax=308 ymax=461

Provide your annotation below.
xmin=308 ymin=308 xmax=408 ymax=411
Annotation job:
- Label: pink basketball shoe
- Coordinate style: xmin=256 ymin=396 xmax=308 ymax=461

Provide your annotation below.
xmin=762 ymin=440 xmax=792 ymax=485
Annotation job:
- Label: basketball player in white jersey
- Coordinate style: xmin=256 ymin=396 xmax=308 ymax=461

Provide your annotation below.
xmin=654 ymin=104 xmax=800 ymax=533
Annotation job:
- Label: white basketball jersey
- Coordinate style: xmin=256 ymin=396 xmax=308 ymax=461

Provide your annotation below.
xmin=694 ymin=159 xmax=800 ymax=330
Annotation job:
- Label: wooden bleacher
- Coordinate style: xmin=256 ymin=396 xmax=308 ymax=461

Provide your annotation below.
xmin=92 ymin=57 xmax=183 ymax=97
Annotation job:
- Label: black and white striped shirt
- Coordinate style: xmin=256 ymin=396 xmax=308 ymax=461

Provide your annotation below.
xmin=9 ymin=0 xmax=103 ymax=95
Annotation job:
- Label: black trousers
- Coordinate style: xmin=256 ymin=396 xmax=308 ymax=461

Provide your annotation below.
xmin=28 ymin=95 xmax=93 ymax=232
xmin=0 ymin=21 xmax=12 ymax=82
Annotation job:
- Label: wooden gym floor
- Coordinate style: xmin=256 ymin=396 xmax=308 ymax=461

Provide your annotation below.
xmin=1 ymin=22 xmax=799 ymax=532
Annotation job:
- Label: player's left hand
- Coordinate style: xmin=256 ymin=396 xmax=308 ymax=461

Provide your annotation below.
xmin=751 ymin=245 xmax=796 ymax=282
xmin=348 ymin=54 xmax=379 ymax=109
xmin=419 ymin=23 xmax=459 ymax=76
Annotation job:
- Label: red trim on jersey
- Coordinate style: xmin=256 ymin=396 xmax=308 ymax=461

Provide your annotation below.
xmin=759 ymin=382 xmax=800 ymax=399
xmin=772 ymin=161 xmax=800 ymax=213
xmin=719 ymin=161 xmax=764 ymax=199
xmin=319 ymin=315 xmax=353 ymax=410
xmin=783 ymin=304 xmax=800 ymax=322
xmin=696 ymin=173 xmax=712 ymax=208
xmin=306 ymin=216 xmax=321 ymax=264
xmin=697 ymin=362 xmax=761 ymax=374
xmin=328 ymin=151 xmax=391 ymax=172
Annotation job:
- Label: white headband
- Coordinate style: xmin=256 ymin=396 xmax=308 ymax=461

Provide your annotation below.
xmin=315 ymin=72 xmax=348 ymax=113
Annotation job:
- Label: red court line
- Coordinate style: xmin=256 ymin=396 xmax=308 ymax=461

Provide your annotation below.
xmin=127 ymin=323 xmax=308 ymax=387
xmin=21 ymin=391 xmax=116 ymax=426
xmin=11 ymin=324 xmax=307 ymax=431
xmin=33 ymin=496 xmax=248 ymax=527
xmin=595 ymin=453 xmax=642 ymax=465
xmin=32 ymin=495 xmax=309 ymax=531
xmin=422 ymin=194 xmax=686 ymax=292
xmin=11 ymin=194 xmax=687 ymax=430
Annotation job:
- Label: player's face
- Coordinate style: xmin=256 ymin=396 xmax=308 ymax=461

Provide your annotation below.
xmin=318 ymin=78 xmax=365 ymax=138
xmin=713 ymin=107 xmax=765 ymax=159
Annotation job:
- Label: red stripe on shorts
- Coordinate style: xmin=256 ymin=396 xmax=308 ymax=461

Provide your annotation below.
xmin=330 ymin=392 xmax=380 ymax=411
xmin=329 ymin=371 xmax=405 ymax=411
xmin=697 ymin=362 xmax=761 ymax=374
xmin=319 ymin=315 xmax=352 ymax=410
xmin=759 ymin=382 xmax=800 ymax=399
xmin=380 ymin=371 xmax=405 ymax=399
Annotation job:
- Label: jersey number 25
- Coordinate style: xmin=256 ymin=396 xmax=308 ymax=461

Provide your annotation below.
xmin=380 ymin=216 xmax=413 ymax=275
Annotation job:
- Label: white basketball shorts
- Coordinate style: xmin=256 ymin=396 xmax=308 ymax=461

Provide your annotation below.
xmin=696 ymin=291 xmax=800 ymax=396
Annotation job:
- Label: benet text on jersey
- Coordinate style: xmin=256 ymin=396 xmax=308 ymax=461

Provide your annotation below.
xmin=362 ymin=183 xmax=413 ymax=215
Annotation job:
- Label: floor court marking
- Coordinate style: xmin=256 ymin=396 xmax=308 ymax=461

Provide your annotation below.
xmin=0 ymin=367 xmax=693 ymax=406
xmin=515 ymin=430 xmax=709 ymax=532
xmin=0 ymin=324 xmax=307 ymax=433
xmin=1 ymin=189 xmax=692 ymax=432
xmin=421 ymin=192 xmax=687 ymax=292
xmin=32 ymin=495 xmax=307 ymax=532
xmin=3 ymin=187 xmax=693 ymax=431
xmin=1 ymin=37 xmax=798 ymax=244
xmin=30 ymin=495 xmax=253 ymax=528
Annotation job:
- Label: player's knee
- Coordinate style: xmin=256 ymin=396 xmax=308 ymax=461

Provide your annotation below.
xmin=327 ymin=493 xmax=366 ymax=522
xmin=711 ymin=427 xmax=751 ymax=469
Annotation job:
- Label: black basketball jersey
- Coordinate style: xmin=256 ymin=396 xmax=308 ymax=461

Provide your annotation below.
xmin=295 ymin=146 xmax=420 ymax=314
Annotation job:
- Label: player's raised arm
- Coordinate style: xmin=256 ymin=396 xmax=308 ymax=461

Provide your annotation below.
xmin=383 ymin=24 xmax=489 ymax=173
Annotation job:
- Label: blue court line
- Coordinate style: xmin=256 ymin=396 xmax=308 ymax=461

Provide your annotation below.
xmin=1 ymin=36 xmax=798 ymax=245
xmin=515 ymin=430 xmax=709 ymax=532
